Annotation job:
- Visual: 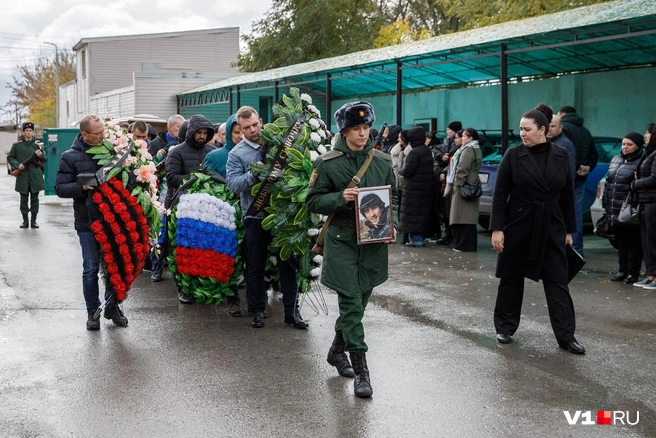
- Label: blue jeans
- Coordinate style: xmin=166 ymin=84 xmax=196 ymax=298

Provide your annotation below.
xmin=572 ymin=181 xmax=585 ymax=256
xmin=409 ymin=234 xmax=426 ymax=246
xmin=77 ymin=231 xmax=113 ymax=311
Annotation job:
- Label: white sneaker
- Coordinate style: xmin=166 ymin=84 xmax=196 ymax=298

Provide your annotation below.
xmin=633 ymin=278 xmax=652 ymax=288
xmin=643 ymin=280 xmax=656 ymax=290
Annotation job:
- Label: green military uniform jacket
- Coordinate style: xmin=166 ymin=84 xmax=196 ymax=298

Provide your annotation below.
xmin=306 ymin=135 xmax=398 ymax=297
xmin=7 ymin=136 xmax=47 ymax=194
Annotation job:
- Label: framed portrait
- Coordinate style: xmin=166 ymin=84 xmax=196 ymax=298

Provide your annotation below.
xmin=355 ymin=185 xmax=393 ymax=244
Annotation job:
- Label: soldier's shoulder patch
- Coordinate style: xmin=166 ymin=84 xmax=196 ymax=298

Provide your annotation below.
xmin=373 ymin=150 xmax=392 ymax=160
xmin=309 ymin=169 xmax=319 ymax=187
xmin=319 ymin=150 xmax=343 ymax=161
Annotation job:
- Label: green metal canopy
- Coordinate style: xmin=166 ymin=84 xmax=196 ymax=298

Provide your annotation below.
xmin=178 ymin=0 xmax=656 ymax=136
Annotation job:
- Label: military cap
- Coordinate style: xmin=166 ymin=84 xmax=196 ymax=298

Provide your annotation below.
xmin=359 ymin=193 xmax=385 ymax=213
xmin=334 ymin=101 xmax=375 ymax=132
xmin=22 ymin=122 xmax=35 ymax=131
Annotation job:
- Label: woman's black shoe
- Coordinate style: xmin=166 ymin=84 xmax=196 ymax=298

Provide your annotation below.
xmin=496 ymin=333 xmax=513 ymax=344
xmin=610 ymin=272 xmax=627 ymax=281
xmin=624 ymin=275 xmax=639 ymax=284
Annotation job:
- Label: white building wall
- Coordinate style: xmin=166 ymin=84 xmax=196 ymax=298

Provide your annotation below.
xmin=134 ymin=73 xmax=237 ymax=120
xmin=89 ymin=87 xmax=135 ymax=120
xmin=60 ymin=27 xmax=240 ymax=127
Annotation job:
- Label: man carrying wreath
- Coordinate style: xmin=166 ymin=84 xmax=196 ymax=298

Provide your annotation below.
xmin=306 ymin=101 xmax=398 ymax=398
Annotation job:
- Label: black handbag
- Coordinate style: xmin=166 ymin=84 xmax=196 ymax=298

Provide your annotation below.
xmin=594 ymin=214 xmax=612 ymax=237
xmin=460 ymin=177 xmax=482 ymax=200
xmin=618 ymin=192 xmax=640 ymax=225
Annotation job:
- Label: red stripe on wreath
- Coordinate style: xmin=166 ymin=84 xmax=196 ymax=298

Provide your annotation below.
xmin=175 ymin=247 xmax=235 ymax=283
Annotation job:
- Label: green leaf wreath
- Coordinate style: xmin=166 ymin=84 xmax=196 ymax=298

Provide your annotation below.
xmin=250 ymin=88 xmax=331 ymax=293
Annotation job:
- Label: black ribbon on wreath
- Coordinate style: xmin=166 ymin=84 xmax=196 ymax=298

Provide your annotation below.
xmin=245 ymin=110 xmax=308 ymax=217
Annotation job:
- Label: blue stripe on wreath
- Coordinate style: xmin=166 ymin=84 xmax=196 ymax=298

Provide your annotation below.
xmin=176 ymin=217 xmax=238 ymax=257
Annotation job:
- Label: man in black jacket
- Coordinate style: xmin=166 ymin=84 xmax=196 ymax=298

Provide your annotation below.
xmin=165 ymin=114 xmax=218 ymax=303
xmin=557 ymin=106 xmax=598 ymax=256
xmin=54 ymin=115 xmax=128 ymax=331
xmin=148 ymin=114 xmax=184 ymax=157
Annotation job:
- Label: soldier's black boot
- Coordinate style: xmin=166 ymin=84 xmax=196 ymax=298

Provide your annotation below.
xmin=349 ymin=350 xmax=373 ymax=398
xmin=30 ymin=214 xmax=39 ymax=229
xmin=327 ymin=333 xmax=355 ymax=377
xmin=20 ymin=214 xmax=29 ymax=228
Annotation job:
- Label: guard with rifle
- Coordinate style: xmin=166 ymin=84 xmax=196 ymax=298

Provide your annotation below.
xmin=7 ymin=122 xmax=47 ymax=228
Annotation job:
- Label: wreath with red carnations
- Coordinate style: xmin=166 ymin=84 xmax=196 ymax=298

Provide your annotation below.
xmin=89 ymin=178 xmax=150 ymax=301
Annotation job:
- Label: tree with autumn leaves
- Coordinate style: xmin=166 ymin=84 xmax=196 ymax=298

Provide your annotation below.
xmin=6 ymin=50 xmax=75 ymax=129
xmin=237 ymin=0 xmax=612 ymax=72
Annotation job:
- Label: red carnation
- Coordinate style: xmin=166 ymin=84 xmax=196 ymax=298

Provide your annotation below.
xmin=103 ymin=211 xmax=115 ymax=223
xmin=110 ymin=222 xmax=121 ymax=235
xmin=96 ymin=233 xmax=108 ymax=244
xmin=115 ymin=234 xmax=127 ymax=244
xmin=91 ymin=221 xmax=103 ymax=233
xmin=98 ymin=203 xmax=110 ymax=214
xmin=92 ymin=192 xmax=103 ymax=204
xmin=101 ymin=243 xmax=112 ymax=254
xmin=108 ymin=192 xmax=120 ymax=204
xmin=107 ymin=263 xmax=118 ymax=274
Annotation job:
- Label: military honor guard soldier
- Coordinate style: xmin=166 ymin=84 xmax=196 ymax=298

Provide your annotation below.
xmin=306 ymin=101 xmax=398 ymax=397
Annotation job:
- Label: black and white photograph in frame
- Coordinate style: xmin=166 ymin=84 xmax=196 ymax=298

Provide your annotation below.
xmin=355 ymin=185 xmax=393 ymax=244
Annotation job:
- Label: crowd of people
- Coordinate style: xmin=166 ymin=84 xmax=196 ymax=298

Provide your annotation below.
xmin=27 ymin=97 xmax=651 ymax=398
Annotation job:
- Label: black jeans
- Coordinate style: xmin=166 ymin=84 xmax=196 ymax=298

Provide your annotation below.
xmin=639 ymin=203 xmax=656 ymax=275
xmin=243 ymin=217 xmax=298 ymax=314
xmin=613 ymin=223 xmax=642 ymax=277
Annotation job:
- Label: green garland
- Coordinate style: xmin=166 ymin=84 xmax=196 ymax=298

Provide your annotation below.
xmin=250 ymin=88 xmax=329 ymax=293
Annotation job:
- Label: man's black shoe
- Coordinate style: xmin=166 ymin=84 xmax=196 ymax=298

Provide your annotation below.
xmin=86 ymin=310 xmax=100 ymax=330
xmin=227 ymin=303 xmax=241 ymax=317
xmin=559 ymin=341 xmax=586 ymax=354
xmin=178 ymin=290 xmax=194 ymax=304
xmin=610 ymin=272 xmax=627 ymax=281
xmin=20 ymin=214 xmax=28 ymax=229
xmin=284 ymin=312 xmax=308 ymax=329
xmin=248 ymin=309 xmax=268 ymax=318
xmin=251 ymin=310 xmax=265 ymax=328
xmin=496 ymin=333 xmax=513 ymax=344
xmin=104 ymin=304 xmax=128 ymax=327
xmin=151 ymin=272 xmax=162 ymax=282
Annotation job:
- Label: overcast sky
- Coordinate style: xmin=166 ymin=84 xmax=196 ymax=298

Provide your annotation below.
xmin=0 ymin=0 xmax=273 ymax=122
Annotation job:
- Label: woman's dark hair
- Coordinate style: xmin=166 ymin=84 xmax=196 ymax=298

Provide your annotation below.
xmin=522 ymin=103 xmax=553 ymax=134
xmin=463 ymin=127 xmax=478 ymax=141
xmin=399 ymin=129 xmax=408 ymax=144
xmin=646 ymin=123 xmax=656 ymax=152
xmin=456 ymin=129 xmax=464 ymax=138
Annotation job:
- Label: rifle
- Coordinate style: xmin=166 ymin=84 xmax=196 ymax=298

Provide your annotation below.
xmin=12 ymin=148 xmax=45 ymax=177
xmin=373 ymin=123 xmax=387 ymax=150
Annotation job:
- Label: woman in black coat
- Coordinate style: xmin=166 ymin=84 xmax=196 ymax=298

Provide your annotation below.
xmin=490 ymin=104 xmax=585 ymax=354
xmin=602 ymin=132 xmax=644 ymax=284
xmin=399 ymin=125 xmax=434 ymax=247
xmin=631 ymin=123 xmax=656 ymax=290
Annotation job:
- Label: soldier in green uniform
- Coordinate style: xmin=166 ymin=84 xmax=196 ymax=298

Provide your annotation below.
xmin=7 ymin=122 xmax=47 ymax=228
xmin=306 ymin=101 xmax=398 ymax=398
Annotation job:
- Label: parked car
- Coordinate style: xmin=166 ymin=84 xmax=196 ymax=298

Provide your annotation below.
xmin=477 ymin=137 xmax=623 ymax=230
xmin=590 ymin=177 xmax=618 ymax=248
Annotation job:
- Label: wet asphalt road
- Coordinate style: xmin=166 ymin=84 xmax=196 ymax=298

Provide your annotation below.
xmin=0 ymin=173 xmax=654 ymax=438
